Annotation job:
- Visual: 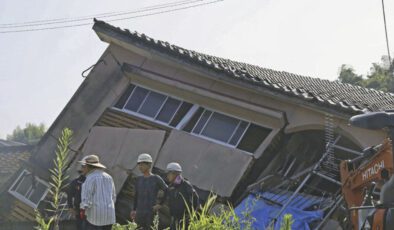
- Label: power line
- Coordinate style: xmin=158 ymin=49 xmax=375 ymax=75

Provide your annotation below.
xmin=381 ymin=0 xmax=392 ymax=64
xmin=0 ymin=0 xmax=223 ymax=34
xmin=0 ymin=0 xmax=201 ymax=28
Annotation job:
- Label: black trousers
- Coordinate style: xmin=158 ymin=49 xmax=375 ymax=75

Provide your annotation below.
xmin=75 ymin=214 xmax=86 ymax=230
xmin=136 ymin=213 xmax=154 ymax=230
xmin=85 ymin=221 xmax=112 ymax=230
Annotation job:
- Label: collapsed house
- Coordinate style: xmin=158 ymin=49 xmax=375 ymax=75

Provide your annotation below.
xmin=1 ymin=19 xmax=394 ymax=229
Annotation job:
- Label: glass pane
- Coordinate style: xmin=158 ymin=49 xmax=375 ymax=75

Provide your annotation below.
xmin=138 ymin=91 xmax=167 ymax=117
xmin=170 ymin=102 xmax=193 ymax=127
xmin=229 ymin=121 xmax=249 ymax=145
xmin=11 ymin=171 xmax=28 ymax=191
xmin=114 ymin=84 xmax=135 ymax=109
xmin=156 ymin=98 xmax=181 ymax=123
xmin=183 ymin=108 xmax=204 ymax=132
xmin=237 ymin=124 xmax=272 ymax=153
xmin=192 ymin=110 xmax=212 ymax=134
xmin=201 ymin=112 xmax=239 ymax=142
xmin=15 ymin=175 xmax=32 ymax=196
xmin=28 ymin=182 xmax=47 ymax=204
xmin=124 ymin=87 xmax=149 ymax=112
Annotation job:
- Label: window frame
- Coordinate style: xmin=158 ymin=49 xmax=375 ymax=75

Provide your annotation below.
xmin=118 ymin=85 xmax=189 ymax=128
xmin=8 ymin=169 xmax=49 ymax=209
xmin=188 ymin=108 xmax=251 ymax=149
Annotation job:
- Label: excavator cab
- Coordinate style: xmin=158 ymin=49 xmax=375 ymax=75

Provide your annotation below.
xmin=345 ymin=111 xmax=394 ymax=229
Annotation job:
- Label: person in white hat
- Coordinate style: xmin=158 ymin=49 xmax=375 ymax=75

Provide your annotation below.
xmin=130 ymin=153 xmax=167 ymax=230
xmin=166 ymin=162 xmax=199 ymax=230
xmin=79 ymin=155 xmax=116 ymax=230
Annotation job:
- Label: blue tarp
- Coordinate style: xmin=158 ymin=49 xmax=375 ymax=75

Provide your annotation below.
xmin=234 ymin=192 xmax=324 ymax=230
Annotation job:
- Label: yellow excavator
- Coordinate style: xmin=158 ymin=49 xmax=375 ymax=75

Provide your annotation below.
xmin=340 ymin=112 xmax=394 ymax=229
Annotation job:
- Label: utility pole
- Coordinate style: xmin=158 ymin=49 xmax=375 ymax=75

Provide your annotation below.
xmin=381 ymin=0 xmax=392 ymax=67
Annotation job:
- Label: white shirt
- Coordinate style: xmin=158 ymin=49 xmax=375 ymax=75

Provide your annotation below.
xmin=80 ymin=169 xmax=116 ymax=226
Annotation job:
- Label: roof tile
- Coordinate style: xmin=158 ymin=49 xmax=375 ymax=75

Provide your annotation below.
xmin=93 ymin=20 xmax=394 ymax=114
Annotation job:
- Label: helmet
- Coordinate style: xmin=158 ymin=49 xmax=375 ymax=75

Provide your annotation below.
xmin=137 ymin=153 xmax=153 ymax=163
xmin=166 ymin=162 xmax=182 ymax=172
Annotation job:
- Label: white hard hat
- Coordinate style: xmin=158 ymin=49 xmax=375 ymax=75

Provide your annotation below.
xmin=166 ymin=162 xmax=182 ymax=172
xmin=137 ymin=153 xmax=153 ymax=163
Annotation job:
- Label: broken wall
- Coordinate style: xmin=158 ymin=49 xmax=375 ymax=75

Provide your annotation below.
xmin=70 ymin=127 xmax=165 ymax=193
xmin=155 ymin=130 xmax=253 ymax=197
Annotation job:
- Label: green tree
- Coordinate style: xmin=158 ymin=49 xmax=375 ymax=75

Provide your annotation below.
xmin=364 ymin=58 xmax=393 ymax=92
xmin=337 ymin=56 xmax=394 ymax=93
xmin=338 ymin=64 xmax=363 ymax=86
xmin=6 ymin=123 xmax=46 ymax=144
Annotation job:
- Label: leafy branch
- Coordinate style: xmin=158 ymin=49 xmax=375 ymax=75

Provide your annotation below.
xmin=35 ymin=128 xmax=73 ymax=230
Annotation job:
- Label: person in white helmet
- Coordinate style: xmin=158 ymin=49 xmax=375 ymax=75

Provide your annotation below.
xmin=130 ymin=153 xmax=167 ymax=230
xmin=166 ymin=162 xmax=199 ymax=230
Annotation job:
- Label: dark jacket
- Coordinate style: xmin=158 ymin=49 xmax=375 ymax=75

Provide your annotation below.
xmin=133 ymin=174 xmax=168 ymax=215
xmin=66 ymin=175 xmax=86 ymax=210
xmin=167 ymin=178 xmax=199 ymax=220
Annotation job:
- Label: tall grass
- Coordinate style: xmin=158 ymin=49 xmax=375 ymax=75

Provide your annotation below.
xmin=181 ymin=194 xmax=251 ymax=230
xmin=35 ymin=128 xmax=73 ymax=230
xmin=280 ymin=214 xmax=294 ymax=230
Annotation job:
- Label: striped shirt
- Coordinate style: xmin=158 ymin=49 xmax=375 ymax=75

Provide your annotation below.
xmin=80 ymin=169 xmax=116 ymax=226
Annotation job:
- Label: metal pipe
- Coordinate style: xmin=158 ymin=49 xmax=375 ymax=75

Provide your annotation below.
xmin=313 ymin=171 xmax=342 ymax=185
xmin=331 ymin=144 xmax=363 ymax=156
xmin=268 ymin=136 xmax=341 ymax=228
xmin=267 ymin=173 xmax=312 ymax=228
xmin=284 ymin=158 xmax=296 ymax=177
xmin=315 ymin=196 xmax=344 ymax=230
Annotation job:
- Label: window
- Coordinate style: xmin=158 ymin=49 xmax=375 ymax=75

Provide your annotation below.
xmin=186 ymin=109 xmax=250 ymax=147
xmin=115 ymin=85 xmax=193 ymax=127
xmin=237 ymin=124 xmax=271 ymax=152
xmin=9 ymin=170 xmax=49 ymax=208
xmin=114 ymin=84 xmax=272 ymax=154
xmin=184 ymin=109 xmax=272 ymax=153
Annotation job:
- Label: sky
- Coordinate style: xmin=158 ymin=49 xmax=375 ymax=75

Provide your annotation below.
xmin=0 ymin=0 xmax=393 ymax=138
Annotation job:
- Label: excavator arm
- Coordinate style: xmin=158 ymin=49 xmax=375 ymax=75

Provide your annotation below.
xmin=341 ymin=140 xmax=393 ymax=207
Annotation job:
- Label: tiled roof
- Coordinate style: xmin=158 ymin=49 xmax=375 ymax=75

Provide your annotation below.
xmin=93 ymin=19 xmax=394 ymax=114
xmin=0 ymin=139 xmax=25 ymax=147
xmin=0 ymin=145 xmax=33 ymax=175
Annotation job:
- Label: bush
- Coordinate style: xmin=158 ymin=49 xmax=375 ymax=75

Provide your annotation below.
xmin=181 ymin=194 xmax=252 ymax=230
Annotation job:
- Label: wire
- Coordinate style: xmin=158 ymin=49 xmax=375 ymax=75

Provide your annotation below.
xmin=0 ymin=0 xmax=201 ymax=28
xmin=381 ymin=0 xmax=392 ymax=65
xmin=0 ymin=0 xmax=223 ymax=34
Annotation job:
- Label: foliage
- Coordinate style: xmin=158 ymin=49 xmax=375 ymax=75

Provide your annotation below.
xmin=337 ymin=64 xmax=363 ymax=86
xmin=35 ymin=128 xmax=73 ymax=230
xmin=113 ymin=194 xmax=295 ymax=230
xmin=182 ymin=194 xmax=250 ymax=230
xmin=337 ymin=56 xmax=394 ymax=92
xmin=151 ymin=213 xmax=161 ymax=230
xmin=239 ymin=195 xmax=257 ymax=230
xmin=112 ymin=221 xmax=138 ymax=230
xmin=6 ymin=122 xmax=46 ymax=144
xmin=35 ymin=210 xmax=53 ymax=230
xmin=280 ymin=214 xmax=294 ymax=230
